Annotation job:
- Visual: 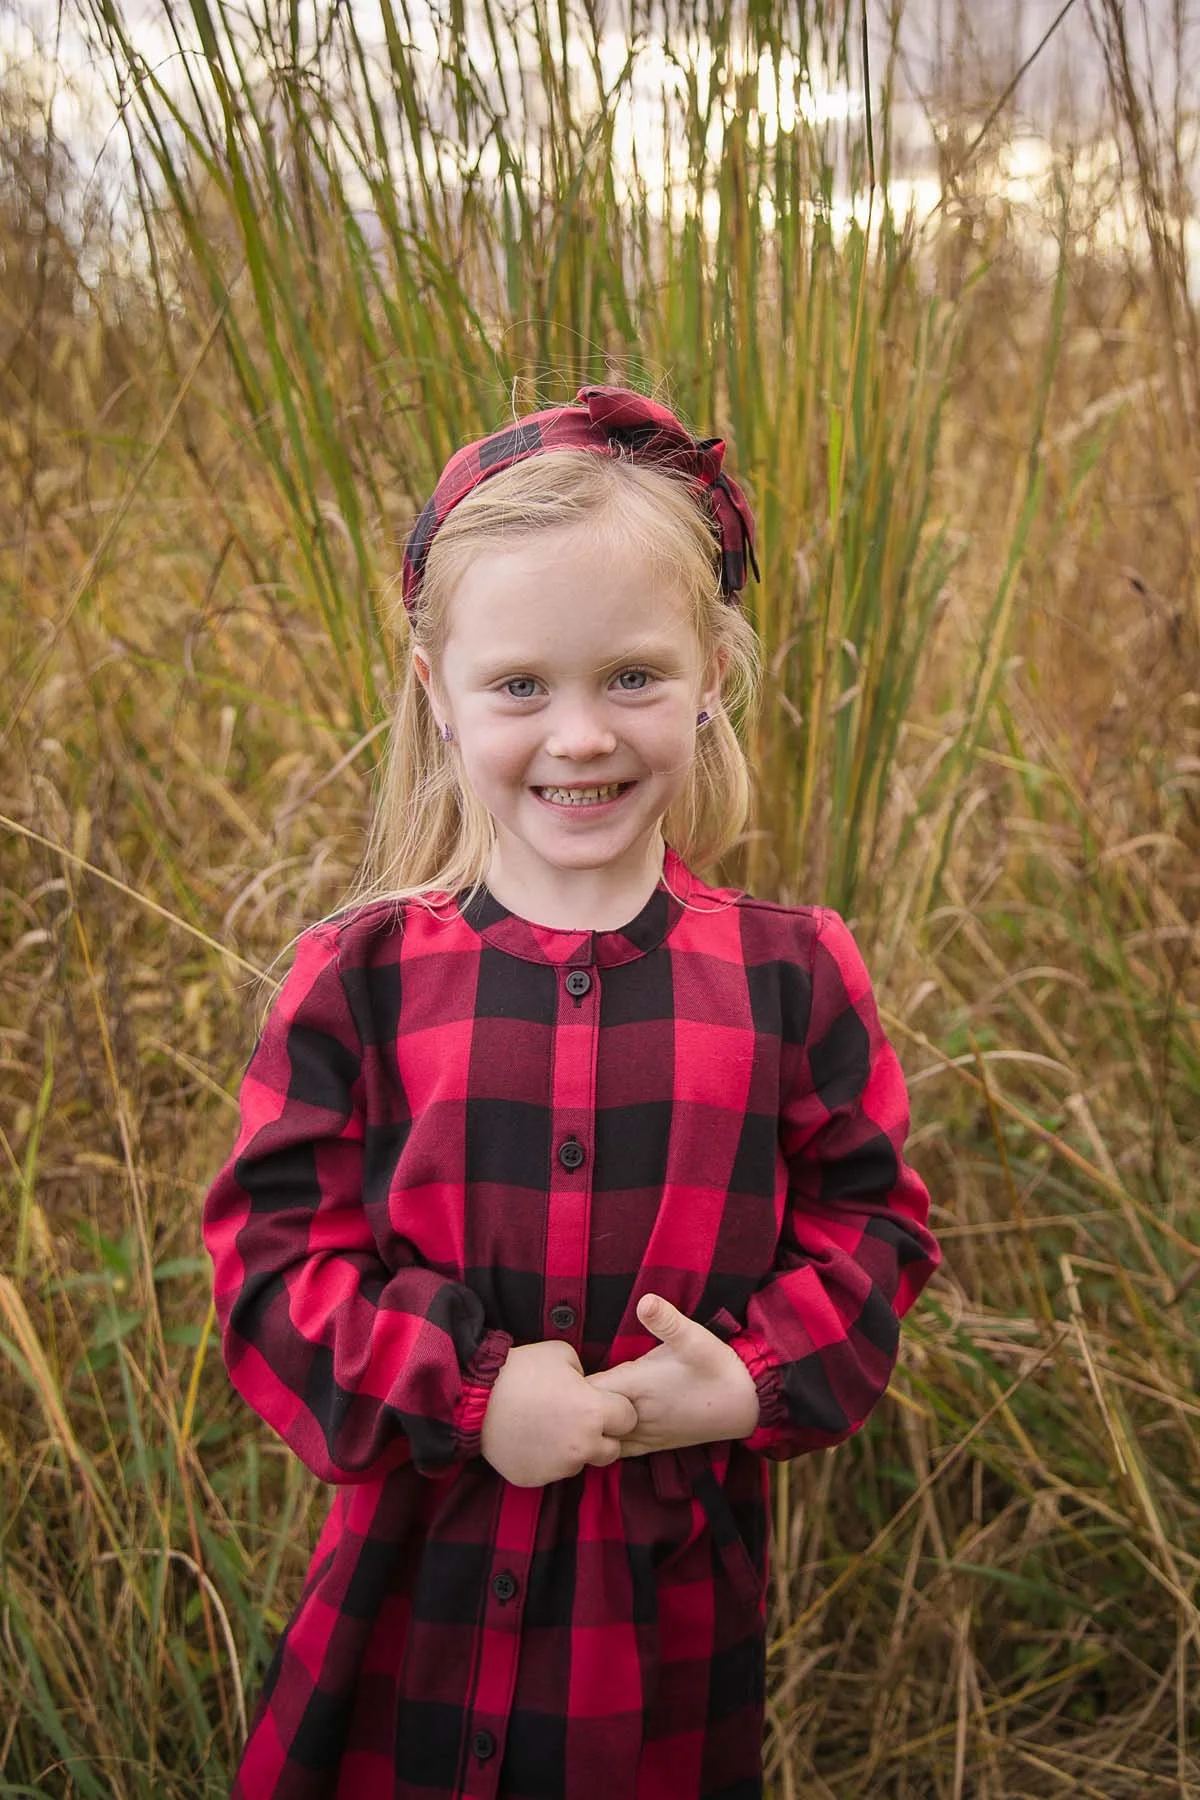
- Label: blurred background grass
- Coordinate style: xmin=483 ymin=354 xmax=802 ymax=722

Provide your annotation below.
xmin=1 ymin=1 xmax=1197 ymax=1794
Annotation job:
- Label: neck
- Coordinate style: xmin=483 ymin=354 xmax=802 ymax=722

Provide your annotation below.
xmin=485 ymin=835 xmax=667 ymax=930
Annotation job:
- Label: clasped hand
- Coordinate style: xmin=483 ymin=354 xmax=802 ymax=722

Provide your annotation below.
xmin=480 ymin=1294 xmax=760 ymax=1488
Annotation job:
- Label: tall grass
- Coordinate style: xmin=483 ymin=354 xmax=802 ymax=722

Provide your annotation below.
xmin=1 ymin=1 xmax=1198 ymax=1794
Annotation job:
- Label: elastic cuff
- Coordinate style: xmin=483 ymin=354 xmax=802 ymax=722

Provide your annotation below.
xmin=452 ymin=1329 xmax=512 ymax=1459
xmin=727 ymin=1329 xmax=789 ymax=1444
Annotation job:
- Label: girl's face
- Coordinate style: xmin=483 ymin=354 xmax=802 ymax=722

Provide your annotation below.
xmin=414 ymin=523 xmax=725 ymax=917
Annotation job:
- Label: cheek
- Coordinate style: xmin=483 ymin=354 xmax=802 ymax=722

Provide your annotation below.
xmin=461 ymin=716 xmax=530 ymax=783
xmin=640 ymin=704 xmax=699 ymax=771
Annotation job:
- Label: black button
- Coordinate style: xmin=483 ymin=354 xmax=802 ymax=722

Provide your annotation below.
xmin=472 ymin=1729 xmax=496 ymax=1761
xmin=565 ymin=969 xmax=591 ymax=997
xmin=492 ymin=1570 xmax=518 ymax=1602
xmin=557 ymin=1137 xmax=585 ymax=1170
xmin=550 ymin=1304 xmax=577 ymax=1331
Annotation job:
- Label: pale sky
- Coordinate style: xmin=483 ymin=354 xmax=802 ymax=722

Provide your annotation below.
xmin=3 ymin=0 xmax=1196 ymax=273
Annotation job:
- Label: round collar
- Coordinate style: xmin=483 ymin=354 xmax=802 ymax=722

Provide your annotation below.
xmin=456 ymin=846 xmax=696 ymax=968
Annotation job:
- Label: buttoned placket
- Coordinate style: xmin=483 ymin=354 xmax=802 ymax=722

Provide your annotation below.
xmin=459 ymin=943 xmax=601 ymax=1799
xmin=543 ymin=948 xmax=596 ymax=1343
xmin=458 ymin=1479 xmax=539 ymax=1798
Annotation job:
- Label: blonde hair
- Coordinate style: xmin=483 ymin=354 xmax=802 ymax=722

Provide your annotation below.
xmin=347 ymin=450 xmax=761 ymax=910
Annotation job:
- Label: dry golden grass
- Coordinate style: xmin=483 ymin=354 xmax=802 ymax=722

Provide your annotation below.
xmin=1 ymin=3 xmax=1198 ymax=1793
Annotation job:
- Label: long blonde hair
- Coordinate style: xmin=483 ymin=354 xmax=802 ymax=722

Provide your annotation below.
xmin=347 ymin=450 xmax=762 ymax=910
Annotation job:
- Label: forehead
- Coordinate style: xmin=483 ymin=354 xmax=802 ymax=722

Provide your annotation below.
xmin=441 ymin=528 xmax=699 ymax=666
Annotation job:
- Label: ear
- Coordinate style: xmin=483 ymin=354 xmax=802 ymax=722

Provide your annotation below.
xmin=412 ymin=648 xmax=434 ymax=695
xmin=412 ymin=648 xmax=445 ymax=709
xmin=411 ymin=649 xmax=450 ymax=733
xmin=699 ymin=644 xmax=730 ymax=717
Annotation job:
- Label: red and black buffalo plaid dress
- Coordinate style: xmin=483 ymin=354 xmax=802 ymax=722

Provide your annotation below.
xmin=204 ymin=847 xmax=939 ymax=1800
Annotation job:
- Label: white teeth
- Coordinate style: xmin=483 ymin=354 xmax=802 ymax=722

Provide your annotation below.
xmin=538 ymin=784 xmax=624 ymax=805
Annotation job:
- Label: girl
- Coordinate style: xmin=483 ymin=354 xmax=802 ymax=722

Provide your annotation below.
xmin=204 ymin=384 xmax=940 ymax=1800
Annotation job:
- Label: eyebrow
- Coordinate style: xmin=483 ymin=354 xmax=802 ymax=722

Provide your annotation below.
xmin=472 ymin=642 xmax=688 ymax=682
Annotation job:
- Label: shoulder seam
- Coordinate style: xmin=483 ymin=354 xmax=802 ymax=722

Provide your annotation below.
xmin=311 ymin=896 xmax=412 ymax=942
xmin=307 ymin=921 xmax=370 ymax=1060
xmin=733 ymin=893 xmax=826 ymax=921
xmin=811 ymin=904 xmax=831 ymax=973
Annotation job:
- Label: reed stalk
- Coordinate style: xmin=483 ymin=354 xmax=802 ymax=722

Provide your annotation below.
xmin=1 ymin=1 xmax=1197 ymax=1790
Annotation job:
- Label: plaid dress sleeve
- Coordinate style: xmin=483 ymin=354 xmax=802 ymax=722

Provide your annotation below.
xmin=202 ymin=923 xmax=511 ymax=1484
xmin=726 ymin=906 xmax=938 ymax=1458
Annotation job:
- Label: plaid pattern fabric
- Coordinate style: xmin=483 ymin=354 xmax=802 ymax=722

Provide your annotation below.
xmin=400 ymin=385 xmax=759 ymax=611
xmin=204 ymin=848 xmax=939 ymax=1799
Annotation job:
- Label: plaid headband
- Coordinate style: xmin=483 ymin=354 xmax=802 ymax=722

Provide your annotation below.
xmin=400 ymin=384 xmax=759 ymax=614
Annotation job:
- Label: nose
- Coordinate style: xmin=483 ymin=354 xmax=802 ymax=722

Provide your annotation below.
xmin=544 ymin=695 xmax=618 ymax=761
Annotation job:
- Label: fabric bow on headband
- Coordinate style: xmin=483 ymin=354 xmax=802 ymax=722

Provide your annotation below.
xmin=400 ymin=384 xmax=759 ymax=615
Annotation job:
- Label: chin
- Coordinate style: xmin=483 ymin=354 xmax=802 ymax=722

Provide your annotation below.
xmin=536 ymin=841 xmax=630 ymax=870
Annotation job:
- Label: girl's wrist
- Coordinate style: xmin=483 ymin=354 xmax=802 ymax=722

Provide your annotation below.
xmin=705 ymin=1337 xmax=760 ymax=1438
xmin=724 ymin=1357 xmax=762 ymax=1438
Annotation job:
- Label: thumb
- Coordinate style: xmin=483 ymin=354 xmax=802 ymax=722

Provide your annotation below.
xmin=636 ymin=1293 xmax=690 ymax=1344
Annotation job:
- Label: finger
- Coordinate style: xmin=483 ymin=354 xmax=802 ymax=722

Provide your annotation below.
xmin=635 ymin=1293 xmax=690 ymax=1345
xmin=598 ymin=1391 xmax=638 ymax=1439
xmin=584 ymin=1436 xmax=622 ymax=1468
xmin=618 ymin=1436 xmax=653 ymax=1458
xmin=586 ymin=1366 xmax=636 ymax=1396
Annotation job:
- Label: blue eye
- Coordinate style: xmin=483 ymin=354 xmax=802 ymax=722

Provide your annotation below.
xmin=504 ymin=678 xmax=538 ymax=698
xmin=615 ymin=669 xmax=650 ymax=690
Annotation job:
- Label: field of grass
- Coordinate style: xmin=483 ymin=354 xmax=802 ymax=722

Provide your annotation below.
xmin=1 ymin=1 xmax=1197 ymax=1794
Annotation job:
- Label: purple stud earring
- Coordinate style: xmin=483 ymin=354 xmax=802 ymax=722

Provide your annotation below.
xmin=696 ymin=710 xmax=711 ymax=727
xmin=441 ymin=722 xmax=454 ymax=743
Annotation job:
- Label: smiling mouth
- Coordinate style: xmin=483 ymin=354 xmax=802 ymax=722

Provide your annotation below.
xmin=534 ymin=782 xmax=634 ymax=806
